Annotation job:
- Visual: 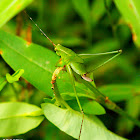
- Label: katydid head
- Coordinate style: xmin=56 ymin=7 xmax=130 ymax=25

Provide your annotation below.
xmin=55 ymin=44 xmax=62 ymax=51
xmin=54 ymin=44 xmax=62 ymax=56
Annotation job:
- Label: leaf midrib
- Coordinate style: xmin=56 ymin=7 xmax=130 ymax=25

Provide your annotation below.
xmin=0 ymin=111 xmax=44 ymax=120
xmin=0 ymin=38 xmax=53 ymax=74
xmin=129 ymin=0 xmax=140 ymax=26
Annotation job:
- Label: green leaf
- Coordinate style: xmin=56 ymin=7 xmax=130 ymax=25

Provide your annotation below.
xmin=81 ymin=100 xmax=106 ymax=115
xmin=116 ymin=96 xmax=140 ymax=135
xmin=82 ymin=38 xmax=120 ymax=54
xmin=0 ymin=102 xmax=44 ymax=137
xmin=42 ymin=103 xmax=127 ymax=140
xmin=0 ymin=83 xmax=21 ymax=101
xmin=125 ymin=96 xmax=140 ymax=129
xmin=61 ymin=92 xmax=96 ymax=100
xmin=6 ymin=69 xmax=24 ymax=83
xmin=61 ymin=92 xmax=105 ymax=115
xmin=0 ymin=77 xmax=7 ymax=91
xmin=0 ymin=30 xmax=89 ymax=97
xmin=0 ymin=116 xmax=44 ymax=137
xmin=44 ymin=98 xmax=55 ymax=104
xmin=67 ymin=99 xmax=106 ymax=115
xmin=114 ymin=0 xmax=140 ymax=47
xmin=54 ymin=36 xmax=85 ymax=47
xmin=0 ymin=30 xmax=59 ymax=96
xmin=71 ymin=0 xmax=90 ymax=24
xmin=91 ymin=0 xmax=112 ymax=26
xmin=0 ymin=102 xmax=43 ymax=118
xmin=0 ymin=0 xmax=33 ymax=28
xmin=99 ymin=84 xmax=140 ymax=102
xmin=70 ymin=0 xmax=92 ymax=41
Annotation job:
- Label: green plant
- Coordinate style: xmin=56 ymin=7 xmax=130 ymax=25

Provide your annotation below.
xmin=0 ymin=0 xmax=139 ymax=140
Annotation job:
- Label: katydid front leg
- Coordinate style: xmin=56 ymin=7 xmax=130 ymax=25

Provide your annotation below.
xmin=51 ymin=67 xmax=64 ymax=90
xmin=51 ymin=66 xmax=71 ymax=109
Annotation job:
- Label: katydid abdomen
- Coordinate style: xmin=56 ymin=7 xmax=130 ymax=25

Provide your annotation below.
xmin=70 ymin=62 xmax=86 ymax=75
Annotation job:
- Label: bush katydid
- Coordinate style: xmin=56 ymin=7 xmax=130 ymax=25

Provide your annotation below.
xmin=25 ymin=11 xmax=122 ymax=139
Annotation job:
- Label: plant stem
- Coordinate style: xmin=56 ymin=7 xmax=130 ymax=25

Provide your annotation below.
xmin=0 ymin=77 xmax=7 ymax=92
xmin=74 ymin=73 xmax=140 ymax=127
xmin=11 ymin=83 xmax=19 ymax=100
xmin=113 ymin=105 xmax=140 ymax=127
xmin=104 ymin=0 xmax=117 ymax=39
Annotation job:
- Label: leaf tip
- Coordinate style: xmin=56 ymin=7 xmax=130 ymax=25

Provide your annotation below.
xmin=0 ymin=50 xmax=3 ymax=55
xmin=132 ymin=33 xmax=137 ymax=42
xmin=105 ymin=96 xmax=109 ymax=103
xmin=26 ymin=41 xmax=32 ymax=46
xmin=129 ymin=3 xmax=133 ymax=9
xmin=128 ymin=23 xmax=133 ymax=31
xmin=16 ymin=4 xmax=21 ymax=10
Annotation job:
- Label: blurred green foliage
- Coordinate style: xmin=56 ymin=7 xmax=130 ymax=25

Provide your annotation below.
xmin=0 ymin=0 xmax=140 ymax=140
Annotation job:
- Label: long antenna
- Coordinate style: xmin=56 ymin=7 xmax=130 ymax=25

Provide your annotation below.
xmin=24 ymin=10 xmax=56 ymax=47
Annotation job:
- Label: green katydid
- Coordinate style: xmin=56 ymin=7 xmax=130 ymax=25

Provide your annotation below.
xmin=25 ymin=11 xmax=122 ymax=139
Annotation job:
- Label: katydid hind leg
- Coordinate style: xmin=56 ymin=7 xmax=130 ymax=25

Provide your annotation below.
xmin=66 ymin=65 xmax=84 ymax=139
xmin=86 ymin=49 xmax=122 ymax=73
xmin=79 ymin=49 xmax=122 ymax=59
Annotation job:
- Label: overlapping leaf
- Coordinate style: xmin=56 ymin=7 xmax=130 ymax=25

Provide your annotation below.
xmin=42 ymin=103 xmax=127 ymax=140
xmin=0 ymin=30 xmax=79 ymax=96
xmin=0 ymin=102 xmax=44 ymax=137
xmin=99 ymin=84 xmax=140 ymax=102
xmin=0 ymin=77 xmax=7 ymax=91
xmin=0 ymin=0 xmax=33 ymax=27
xmin=114 ymin=0 xmax=140 ymax=47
